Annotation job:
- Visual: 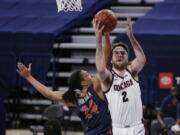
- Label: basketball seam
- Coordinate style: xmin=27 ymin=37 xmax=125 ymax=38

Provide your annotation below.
xmin=103 ymin=13 xmax=117 ymax=32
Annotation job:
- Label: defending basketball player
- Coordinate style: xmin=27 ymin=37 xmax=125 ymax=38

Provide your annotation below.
xmin=94 ymin=16 xmax=146 ymax=135
xmin=17 ymin=21 xmax=112 ymax=135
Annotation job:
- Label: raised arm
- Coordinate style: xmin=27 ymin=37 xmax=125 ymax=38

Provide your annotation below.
xmin=17 ymin=62 xmax=64 ymax=102
xmin=104 ymin=33 xmax=112 ymax=69
xmin=93 ymin=20 xmax=112 ymax=91
xmin=126 ymin=16 xmax=146 ymax=74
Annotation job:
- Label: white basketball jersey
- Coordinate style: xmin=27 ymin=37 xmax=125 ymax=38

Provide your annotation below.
xmin=105 ymin=69 xmax=143 ymax=125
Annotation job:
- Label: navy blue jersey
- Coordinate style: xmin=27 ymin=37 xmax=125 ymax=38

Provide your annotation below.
xmin=76 ymin=86 xmax=112 ymax=135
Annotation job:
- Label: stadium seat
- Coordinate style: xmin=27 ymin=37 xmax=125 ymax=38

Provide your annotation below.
xmin=145 ymin=3 xmax=180 ymax=19
xmin=30 ymin=104 xmax=64 ymax=135
xmin=165 ymin=0 xmax=180 ymax=3
xmin=134 ymin=18 xmax=180 ymax=35
xmin=145 ymin=0 xmax=164 ymax=4
xmin=117 ymin=0 xmax=141 ymax=4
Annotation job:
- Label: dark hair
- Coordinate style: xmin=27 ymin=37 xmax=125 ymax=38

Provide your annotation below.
xmin=171 ymin=85 xmax=180 ymax=92
xmin=44 ymin=119 xmax=62 ymax=135
xmin=62 ymin=70 xmax=83 ymax=104
xmin=171 ymin=85 xmax=180 ymax=101
xmin=112 ymin=42 xmax=129 ymax=54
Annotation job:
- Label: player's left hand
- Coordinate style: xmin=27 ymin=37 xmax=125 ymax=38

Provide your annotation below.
xmin=125 ymin=16 xmax=133 ymax=37
xmin=92 ymin=19 xmax=105 ymax=44
xmin=92 ymin=19 xmax=104 ymax=37
xmin=16 ymin=62 xmax=32 ymax=79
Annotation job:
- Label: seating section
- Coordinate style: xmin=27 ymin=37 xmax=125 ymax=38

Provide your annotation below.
xmin=114 ymin=0 xmax=180 ymax=105
xmin=2 ymin=0 xmax=179 ymax=130
xmin=0 ymin=0 xmax=112 ymax=129
xmin=0 ymin=0 xmax=112 ymax=91
xmin=0 ymin=0 xmax=111 ymax=34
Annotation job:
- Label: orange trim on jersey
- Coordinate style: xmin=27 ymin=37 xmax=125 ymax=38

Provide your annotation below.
xmin=78 ymin=93 xmax=87 ymax=98
xmin=106 ymin=129 xmax=112 ymax=134
xmin=80 ymin=99 xmax=99 ymax=119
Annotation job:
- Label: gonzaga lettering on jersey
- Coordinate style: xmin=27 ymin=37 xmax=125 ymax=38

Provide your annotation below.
xmin=114 ymin=79 xmax=133 ymax=91
xmin=105 ymin=69 xmax=143 ymax=126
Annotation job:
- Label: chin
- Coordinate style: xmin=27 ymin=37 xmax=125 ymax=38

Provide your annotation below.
xmin=114 ymin=63 xmax=123 ymax=69
xmin=113 ymin=62 xmax=127 ymax=70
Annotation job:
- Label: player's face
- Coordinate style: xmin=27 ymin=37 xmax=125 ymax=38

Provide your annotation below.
xmin=80 ymin=70 xmax=93 ymax=87
xmin=111 ymin=47 xmax=128 ymax=69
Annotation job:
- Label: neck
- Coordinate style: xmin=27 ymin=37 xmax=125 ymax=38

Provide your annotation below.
xmin=112 ymin=61 xmax=130 ymax=70
xmin=112 ymin=67 xmax=126 ymax=76
xmin=113 ymin=66 xmax=126 ymax=72
xmin=81 ymin=86 xmax=89 ymax=94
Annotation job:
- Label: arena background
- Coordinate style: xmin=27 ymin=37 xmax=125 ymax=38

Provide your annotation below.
xmin=0 ymin=0 xmax=179 ymax=134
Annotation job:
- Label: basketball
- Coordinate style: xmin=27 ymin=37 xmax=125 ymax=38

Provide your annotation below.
xmin=94 ymin=9 xmax=117 ymax=33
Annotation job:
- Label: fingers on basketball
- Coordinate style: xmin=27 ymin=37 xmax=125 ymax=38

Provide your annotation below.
xmin=94 ymin=9 xmax=117 ymax=33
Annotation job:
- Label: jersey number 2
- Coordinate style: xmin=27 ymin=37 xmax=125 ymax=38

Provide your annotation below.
xmin=122 ymin=91 xmax=128 ymax=102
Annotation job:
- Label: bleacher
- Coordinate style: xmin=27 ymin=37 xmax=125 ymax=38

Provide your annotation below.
xmin=1 ymin=0 xmax=179 ymax=133
xmin=0 ymin=0 xmax=112 ymax=130
xmin=114 ymin=0 xmax=180 ymax=106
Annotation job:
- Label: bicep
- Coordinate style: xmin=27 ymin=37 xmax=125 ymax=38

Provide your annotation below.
xmin=51 ymin=91 xmax=76 ymax=107
xmin=97 ymin=69 xmax=112 ymax=91
xmin=129 ymin=58 xmax=145 ymax=74
xmin=51 ymin=91 xmax=64 ymax=102
xmin=98 ymin=68 xmax=111 ymax=82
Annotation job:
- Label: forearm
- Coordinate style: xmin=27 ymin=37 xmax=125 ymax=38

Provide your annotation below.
xmin=104 ymin=33 xmax=112 ymax=69
xmin=26 ymin=75 xmax=54 ymax=100
xmin=96 ymin=40 xmax=106 ymax=73
xmin=128 ymin=34 xmax=146 ymax=62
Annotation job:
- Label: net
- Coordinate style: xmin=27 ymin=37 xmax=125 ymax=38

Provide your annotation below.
xmin=56 ymin=0 xmax=83 ymax=12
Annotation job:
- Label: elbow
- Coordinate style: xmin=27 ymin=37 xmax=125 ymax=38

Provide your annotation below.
xmin=143 ymin=55 xmax=146 ymax=64
xmin=44 ymin=91 xmax=54 ymax=100
xmin=139 ymin=54 xmax=146 ymax=65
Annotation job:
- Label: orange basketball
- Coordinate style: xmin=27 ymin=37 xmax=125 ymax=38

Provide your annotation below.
xmin=94 ymin=9 xmax=117 ymax=33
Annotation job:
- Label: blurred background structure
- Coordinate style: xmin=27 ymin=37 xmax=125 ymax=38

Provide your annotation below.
xmin=0 ymin=0 xmax=179 ymax=134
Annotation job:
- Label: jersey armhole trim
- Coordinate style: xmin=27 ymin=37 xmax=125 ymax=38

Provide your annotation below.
xmin=104 ymin=72 xmax=114 ymax=94
xmin=126 ymin=68 xmax=139 ymax=83
xmin=111 ymin=70 xmax=124 ymax=79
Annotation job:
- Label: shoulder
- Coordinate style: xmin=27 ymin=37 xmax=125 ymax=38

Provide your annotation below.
xmin=92 ymin=75 xmax=107 ymax=101
xmin=126 ymin=65 xmax=139 ymax=81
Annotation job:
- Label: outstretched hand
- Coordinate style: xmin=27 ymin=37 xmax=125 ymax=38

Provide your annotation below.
xmin=92 ymin=19 xmax=105 ymax=44
xmin=92 ymin=19 xmax=104 ymax=35
xmin=16 ymin=62 xmax=32 ymax=79
xmin=125 ymin=16 xmax=133 ymax=37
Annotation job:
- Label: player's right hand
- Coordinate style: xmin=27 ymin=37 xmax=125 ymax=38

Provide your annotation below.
xmin=92 ymin=19 xmax=104 ymax=36
xmin=16 ymin=62 xmax=32 ymax=79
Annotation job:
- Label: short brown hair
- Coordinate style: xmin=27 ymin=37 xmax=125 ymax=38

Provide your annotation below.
xmin=112 ymin=42 xmax=129 ymax=54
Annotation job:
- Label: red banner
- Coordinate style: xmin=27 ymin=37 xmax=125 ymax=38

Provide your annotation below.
xmin=159 ymin=72 xmax=173 ymax=89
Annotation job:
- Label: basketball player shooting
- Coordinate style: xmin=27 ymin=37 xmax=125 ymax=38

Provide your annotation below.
xmin=95 ymin=16 xmax=146 ymax=135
